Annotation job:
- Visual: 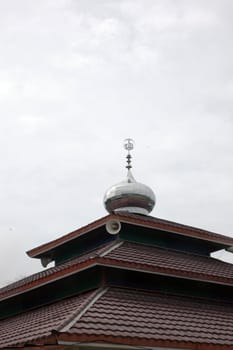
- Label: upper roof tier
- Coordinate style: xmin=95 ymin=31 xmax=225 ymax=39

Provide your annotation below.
xmin=26 ymin=212 xmax=233 ymax=263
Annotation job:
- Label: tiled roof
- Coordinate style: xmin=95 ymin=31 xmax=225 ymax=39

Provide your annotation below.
xmin=64 ymin=288 xmax=233 ymax=347
xmin=2 ymin=240 xmax=233 ymax=300
xmin=1 ymin=287 xmax=233 ymax=349
xmin=0 ymin=288 xmax=97 ymax=348
xmin=27 ymin=213 xmax=233 ymax=258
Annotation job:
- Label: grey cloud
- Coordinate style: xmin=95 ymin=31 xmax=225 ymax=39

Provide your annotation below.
xmin=0 ymin=0 xmax=233 ymax=287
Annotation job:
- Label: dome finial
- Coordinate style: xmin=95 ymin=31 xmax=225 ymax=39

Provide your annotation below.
xmin=124 ymin=138 xmax=134 ymax=170
xmin=103 ymin=139 xmax=156 ymax=215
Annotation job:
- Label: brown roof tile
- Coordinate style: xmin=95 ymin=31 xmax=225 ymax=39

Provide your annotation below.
xmin=0 ymin=289 xmax=97 ymax=348
xmin=1 ymin=287 xmax=233 ymax=348
xmin=63 ymin=287 xmax=233 ymax=346
xmin=102 ymin=241 xmax=233 ymax=283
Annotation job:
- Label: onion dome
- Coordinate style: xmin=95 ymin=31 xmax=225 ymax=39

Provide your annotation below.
xmin=104 ymin=139 xmax=156 ymax=215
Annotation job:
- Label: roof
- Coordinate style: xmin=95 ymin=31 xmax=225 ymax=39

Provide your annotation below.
xmin=27 ymin=213 xmax=233 ymax=259
xmin=2 ymin=240 xmax=233 ymax=300
xmin=0 ymin=288 xmax=96 ymax=348
xmin=1 ymin=287 xmax=233 ymax=349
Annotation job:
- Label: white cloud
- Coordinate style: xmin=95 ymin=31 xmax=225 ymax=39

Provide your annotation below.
xmin=18 ymin=115 xmax=48 ymax=133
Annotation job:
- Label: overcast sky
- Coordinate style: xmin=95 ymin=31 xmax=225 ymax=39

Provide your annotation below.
xmin=0 ymin=0 xmax=233 ymax=287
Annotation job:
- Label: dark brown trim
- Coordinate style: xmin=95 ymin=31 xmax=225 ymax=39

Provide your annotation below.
xmin=27 ymin=215 xmax=110 ymax=258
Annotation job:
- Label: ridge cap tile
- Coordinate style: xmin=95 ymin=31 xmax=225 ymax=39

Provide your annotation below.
xmin=55 ymin=287 xmax=107 ymax=332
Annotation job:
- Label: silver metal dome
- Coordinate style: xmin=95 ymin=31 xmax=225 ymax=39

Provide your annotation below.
xmin=104 ymin=139 xmax=156 ymax=215
xmin=104 ymin=169 xmax=156 ymax=215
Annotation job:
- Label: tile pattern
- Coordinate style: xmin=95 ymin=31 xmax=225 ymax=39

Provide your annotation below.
xmin=0 ymin=289 xmax=96 ymax=348
xmin=105 ymin=241 xmax=233 ymax=280
xmin=68 ymin=287 xmax=233 ymax=346
xmin=1 ymin=287 xmax=233 ymax=348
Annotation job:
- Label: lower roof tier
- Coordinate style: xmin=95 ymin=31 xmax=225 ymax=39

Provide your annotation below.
xmin=2 ymin=240 xmax=233 ymax=302
xmin=1 ymin=286 xmax=233 ymax=349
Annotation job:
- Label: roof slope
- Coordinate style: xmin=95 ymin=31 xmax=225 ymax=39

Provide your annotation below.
xmin=0 ymin=288 xmax=97 ymax=348
xmin=65 ymin=287 xmax=233 ymax=347
xmin=1 ymin=287 xmax=233 ymax=349
xmin=2 ymin=240 xmax=233 ymax=300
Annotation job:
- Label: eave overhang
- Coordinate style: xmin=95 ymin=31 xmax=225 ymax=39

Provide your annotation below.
xmin=2 ymin=252 xmax=233 ymax=302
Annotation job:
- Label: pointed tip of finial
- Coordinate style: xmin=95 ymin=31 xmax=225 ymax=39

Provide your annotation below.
xmin=124 ymin=138 xmax=135 ymax=170
xmin=124 ymin=138 xmax=135 ymax=152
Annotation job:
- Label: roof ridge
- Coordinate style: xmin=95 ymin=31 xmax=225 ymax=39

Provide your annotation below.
xmin=56 ymin=287 xmax=109 ymax=332
xmin=99 ymin=240 xmax=124 ymax=257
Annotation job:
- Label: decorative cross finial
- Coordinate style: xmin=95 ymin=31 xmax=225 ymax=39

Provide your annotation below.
xmin=124 ymin=138 xmax=135 ymax=170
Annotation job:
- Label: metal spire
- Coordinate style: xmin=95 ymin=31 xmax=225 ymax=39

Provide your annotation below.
xmin=124 ymin=138 xmax=134 ymax=170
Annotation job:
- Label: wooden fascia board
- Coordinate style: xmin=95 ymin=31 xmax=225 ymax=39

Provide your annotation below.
xmin=26 ymin=215 xmax=111 ymax=258
xmin=114 ymin=215 xmax=233 ymax=248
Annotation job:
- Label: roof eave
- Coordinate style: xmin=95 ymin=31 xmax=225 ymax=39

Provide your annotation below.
xmin=26 ymin=215 xmax=111 ymax=259
xmin=57 ymin=333 xmax=233 ymax=350
xmin=2 ymin=257 xmax=233 ymax=302
xmin=114 ymin=214 xmax=233 ymax=248
xmin=26 ymin=213 xmax=233 ymax=260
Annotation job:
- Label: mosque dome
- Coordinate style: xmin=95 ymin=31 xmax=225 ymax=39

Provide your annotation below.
xmin=104 ymin=139 xmax=156 ymax=215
